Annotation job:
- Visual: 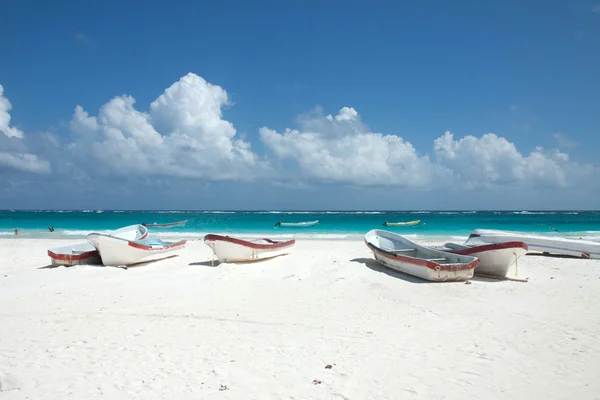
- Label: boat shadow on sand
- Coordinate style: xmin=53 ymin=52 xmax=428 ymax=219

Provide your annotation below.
xmin=37 ymin=255 xmax=180 ymax=270
xmin=350 ymin=258 xmax=512 ymax=284
xmin=350 ymin=258 xmax=433 ymax=284
xmin=189 ymin=254 xmax=289 ymax=267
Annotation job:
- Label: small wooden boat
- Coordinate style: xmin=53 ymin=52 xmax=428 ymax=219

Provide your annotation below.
xmin=274 ymin=220 xmax=318 ymax=228
xmin=142 ymin=219 xmax=188 ymax=228
xmin=86 ymin=234 xmax=186 ymax=267
xmin=382 ymin=219 xmax=420 ymax=227
xmin=204 ymin=234 xmax=295 ymax=263
xmin=437 ymin=241 xmax=528 ymax=277
xmin=364 ymin=229 xmax=478 ymax=282
xmin=47 ymin=224 xmax=148 ymax=266
xmin=465 ymin=229 xmax=600 ymax=259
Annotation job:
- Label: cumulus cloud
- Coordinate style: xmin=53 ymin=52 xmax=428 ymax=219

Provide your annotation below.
xmin=260 ymin=107 xmax=447 ymax=187
xmin=0 ymin=152 xmax=51 ymax=174
xmin=1 ymin=73 xmax=598 ymax=203
xmin=261 ymin=106 xmax=597 ymax=190
xmin=67 ymin=73 xmax=268 ymax=181
xmin=0 ymin=84 xmax=24 ymax=139
xmin=0 ymin=85 xmax=51 ymax=174
xmin=433 ymin=132 xmax=578 ymax=188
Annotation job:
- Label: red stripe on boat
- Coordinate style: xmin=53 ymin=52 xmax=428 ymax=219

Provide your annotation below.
xmin=47 ymin=249 xmax=99 ymax=262
xmin=204 ymin=234 xmax=295 ymax=250
xmin=365 ymin=241 xmax=478 ymax=272
xmin=582 ymin=252 xmax=591 ymax=259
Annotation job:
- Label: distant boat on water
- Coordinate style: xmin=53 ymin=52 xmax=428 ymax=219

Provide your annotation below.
xmin=275 ymin=220 xmax=319 ymax=228
xmin=382 ymin=219 xmax=420 ymax=227
xmin=142 ymin=219 xmax=188 ymax=228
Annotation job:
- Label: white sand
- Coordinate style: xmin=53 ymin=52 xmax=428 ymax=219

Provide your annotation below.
xmin=1 ymin=238 xmax=600 ymax=399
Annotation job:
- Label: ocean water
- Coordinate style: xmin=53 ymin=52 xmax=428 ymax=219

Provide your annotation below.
xmin=1 ymin=210 xmax=600 ymax=242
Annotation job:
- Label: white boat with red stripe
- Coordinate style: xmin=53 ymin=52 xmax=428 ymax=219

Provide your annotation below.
xmin=204 ymin=234 xmax=295 ymax=263
xmin=86 ymin=233 xmax=186 ymax=267
xmin=364 ymin=229 xmax=478 ymax=282
xmin=437 ymin=241 xmax=528 ymax=278
xmin=465 ymin=229 xmax=600 ymax=259
xmin=47 ymin=224 xmax=148 ymax=266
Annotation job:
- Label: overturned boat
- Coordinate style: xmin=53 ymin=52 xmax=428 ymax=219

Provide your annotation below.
xmin=204 ymin=234 xmax=295 ymax=263
xmin=364 ymin=229 xmax=478 ymax=282
xmin=86 ymin=234 xmax=186 ymax=267
xmin=465 ymin=229 xmax=600 ymax=259
xmin=47 ymin=224 xmax=148 ymax=266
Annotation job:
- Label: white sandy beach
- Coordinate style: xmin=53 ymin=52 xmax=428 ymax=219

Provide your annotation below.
xmin=1 ymin=237 xmax=600 ymax=399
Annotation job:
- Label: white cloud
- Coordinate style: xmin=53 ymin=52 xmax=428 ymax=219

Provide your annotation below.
xmin=260 ymin=107 xmax=448 ymax=187
xmin=67 ymin=73 xmax=268 ymax=181
xmin=1 ymin=73 xmax=598 ymax=204
xmin=0 ymin=84 xmax=24 ymax=139
xmin=261 ymin=106 xmax=597 ymax=190
xmin=552 ymin=132 xmax=578 ymax=149
xmin=0 ymin=85 xmax=52 ymax=175
xmin=0 ymin=152 xmax=51 ymax=174
xmin=433 ymin=131 xmax=586 ymax=188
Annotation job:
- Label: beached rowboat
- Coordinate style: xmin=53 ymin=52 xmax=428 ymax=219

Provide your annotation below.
xmin=437 ymin=241 xmax=528 ymax=277
xmin=382 ymin=219 xmax=420 ymax=227
xmin=204 ymin=234 xmax=295 ymax=263
xmin=364 ymin=229 xmax=478 ymax=282
xmin=47 ymin=224 xmax=148 ymax=266
xmin=465 ymin=229 xmax=600 ymax=259
xmin=275 ymin=220 xmax=318 ymax=227
xmin=86 ymin=234 xmax=186 ymax=267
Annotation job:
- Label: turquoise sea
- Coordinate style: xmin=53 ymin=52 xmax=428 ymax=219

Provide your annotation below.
xmin=1 ymin=210 xmax=600 ymax=241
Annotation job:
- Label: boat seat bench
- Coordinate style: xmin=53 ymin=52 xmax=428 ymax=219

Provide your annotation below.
xmin=389 ymin=249 xmax=416 ymax=253
xmin=425 ymin=258 xmax=448 ymax=261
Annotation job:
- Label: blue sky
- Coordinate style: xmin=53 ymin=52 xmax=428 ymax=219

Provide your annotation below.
xmin=0 ymin=0 xmax=599 ymax=210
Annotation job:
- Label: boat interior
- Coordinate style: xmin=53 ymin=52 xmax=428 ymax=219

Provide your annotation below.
xmin=369 ymin=233 xmax=466 ymax=265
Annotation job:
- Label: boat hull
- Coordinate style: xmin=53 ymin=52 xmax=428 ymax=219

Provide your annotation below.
xmin=86 ymin=235 xmax=186 ymax=266
xmin=48 ymin=224 xmax=148 ymax=266
xmin=465 ymin=229 xmax=600 ymax=259
xmin=365 ymin=230 xmax=478 ymax=282
xmin=442 ymin=242 xmax=528 ymax=277
xmin=204 ymin=234 xmax=295 ymax=263
xmin=48 ymin=243 xmax=101 ymax=266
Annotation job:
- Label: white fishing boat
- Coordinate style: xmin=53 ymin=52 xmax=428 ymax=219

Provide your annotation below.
xmin=142 ymin=219 xmax=188 ymax=228
xmin=204 ymin=234 xmax=295 ymax=263
xmin=438 ymin=241 xmax=528 ymax=277
xmin=274 ymin=220 xmax=319 ymax=228
xmin=47 ymin=224 xmax=148 ymax=266
xmin=86 ymin=234 xmax=186 ymax=267
xmin=465 ymin=229 xmax=600 ymax=259
xmin=364 ymin=229 xmax=478 ymax=282
xmin=382 ymin=219 xmax=420 ymax=227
